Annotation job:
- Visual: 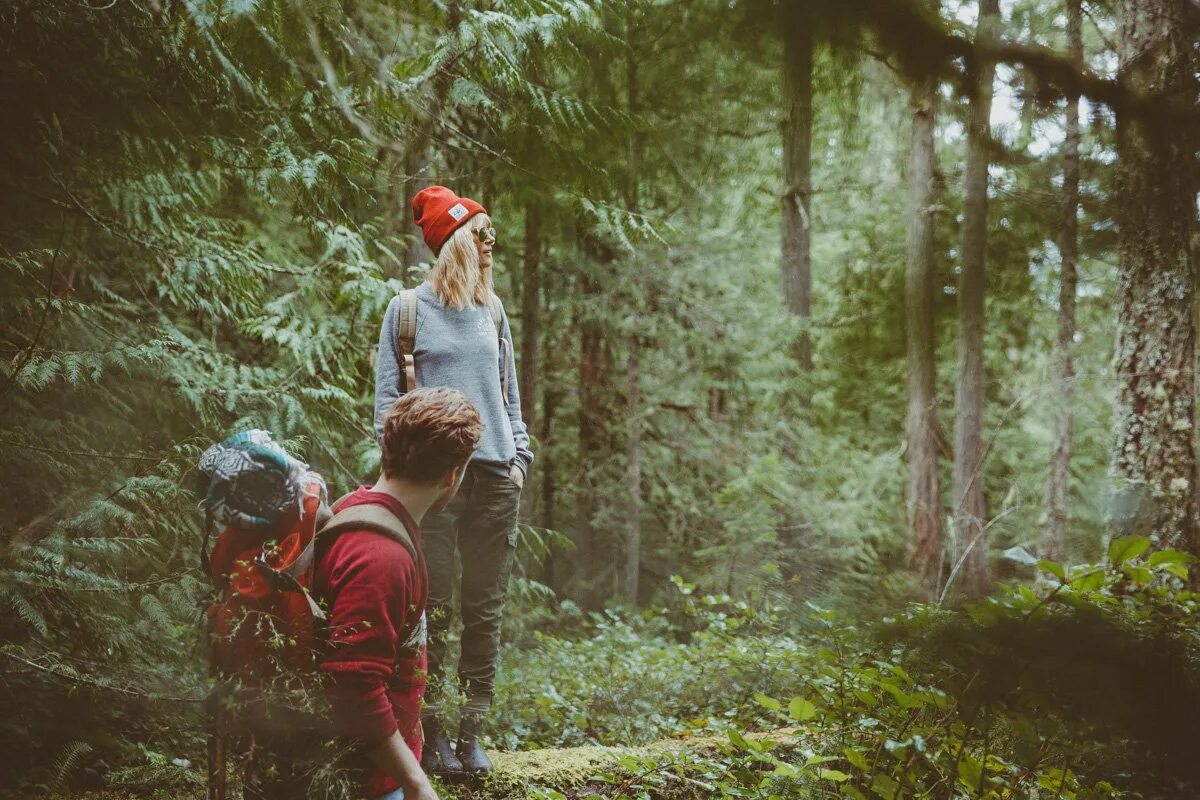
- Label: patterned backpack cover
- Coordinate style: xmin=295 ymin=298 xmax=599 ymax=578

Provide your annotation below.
xmin=198 ymin=430 xmax=418 ymax=701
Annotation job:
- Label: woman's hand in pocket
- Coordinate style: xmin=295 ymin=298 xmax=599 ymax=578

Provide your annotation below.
xmin=508 ymin=465 xmax=525 ymax=489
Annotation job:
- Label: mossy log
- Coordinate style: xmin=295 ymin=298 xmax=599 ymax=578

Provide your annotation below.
xmin=449 ymin=727 xmax=798 ymax=799
xmin=21 ymin=728 xmax=798 ymax=800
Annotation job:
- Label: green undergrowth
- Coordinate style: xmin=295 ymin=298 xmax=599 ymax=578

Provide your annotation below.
xmin=20 ymin=538 xmax=1200 ymax=800
xmin=490 ymin=579 xmax=814 ymax=752
xmin=477 ymin=538 xmax=1199 ymax=799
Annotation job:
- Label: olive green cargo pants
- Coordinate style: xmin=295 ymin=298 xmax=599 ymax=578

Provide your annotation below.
xmin=421 ymin=462 xmax=520 ymax=733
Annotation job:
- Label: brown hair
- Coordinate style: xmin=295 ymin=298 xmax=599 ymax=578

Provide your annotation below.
xmin=380 ymin=388 xmax=484 ymax=481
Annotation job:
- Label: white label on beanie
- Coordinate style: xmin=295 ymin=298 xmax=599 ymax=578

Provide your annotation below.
xmin=448 ymin=202 xmax=468 ymax=221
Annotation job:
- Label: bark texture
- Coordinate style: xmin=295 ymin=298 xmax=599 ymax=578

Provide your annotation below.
xmin=1043 ymin=0 xmax=1082 ymax=563
xmin=577 ymin=295 xmax=605 ymax=602
xmin=576 ymin=232 xmax=614 ymax=606
xmin=1112 ymin=0 xmax=1198 ymax=553
xmin=781 ymin=2 xmax=814 ymax=373
xmin=519 ymin=198 xmax=542 ymax=524
xmin=519 ymin=201 xmax=541 ymax=435
xmin=905 ymin=73 xmax=945 ymax=599
xmin=623 ymin=17 xmax=643 ymax=606
xmin=951 ymin=0 xmax=999 ymax=600
xmin=624 ymin=333 xmax=641 ymax=605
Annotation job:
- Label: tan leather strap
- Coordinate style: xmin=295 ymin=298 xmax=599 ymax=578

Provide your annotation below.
xmin=487 ymin=294 xmax=511 ymax=401
xmin=395 ymin=289 xmax=418 ymax=393
xmin=394 ymin=289 xmax=510 ymax=401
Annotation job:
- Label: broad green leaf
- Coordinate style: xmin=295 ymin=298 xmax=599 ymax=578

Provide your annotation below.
xmin=1038 ymin=559 xmax=1067 ymax=580
xmin=1108 ymin=535 xmax=1150 ymax=566
xmin=1072 ymin=570 xmax=1107 ymax=592
xmin=1147 ymin=548 xmax=1190 ymax=566
xmin=788 ymin=696 xmax=817 ymax=722
xmin=754 ymin=692 xmax=782 ymax=713
xmin=1124 ymin=565 xmax=1153 ymax=584
xmin=871 ymin=773 xmax=901 ymax=797
xmin=957 ymin=754 xmax=983 ymax=788
xmin=804 ymin=754 xmax=838 ymax=766
xmin=843 ymin=746 xmax=869 ymax=771
xmin=818 ymin=768 xmax=850 ymax=782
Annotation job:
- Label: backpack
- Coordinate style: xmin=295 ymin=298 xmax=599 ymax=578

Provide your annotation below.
xmin=393 ymin=288 xmax=511 ymax=400
xmin=196 ymin=430 xmax=418 ymax=800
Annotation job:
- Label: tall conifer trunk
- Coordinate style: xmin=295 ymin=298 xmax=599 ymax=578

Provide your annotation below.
xmin=781 ymin=2 xmax=814 ymax=373
xmin=539 ymin=315 xmax=561 ymax=592
xmin=578 ymin=301 xmax=601 ymax=597
xmin=519 ymin=198 xmax=542 ymax=523
xmin=1113 ymin=0 xmax=1198 ymax=553
xmin=623 ymin=16 xmax=642 ymax=606
xmin=906 ymin=73 xmax=944 ymax=599
xmin=951 ymin=0 xmax=999 ymax=599
xmin=577 ymin=247 xmax=611 ymax=606
xmin=1044 ymin=0 xmax=1082 ymax=563
xmin=399 ymin=142 xmax=429 ymax=275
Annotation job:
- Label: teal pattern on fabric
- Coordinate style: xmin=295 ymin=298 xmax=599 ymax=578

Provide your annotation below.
xmin=196 ymin=429 xmax=324 ymax=530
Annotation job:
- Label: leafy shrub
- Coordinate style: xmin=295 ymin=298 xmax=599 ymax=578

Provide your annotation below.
xmin=492 ymin=579 xmax=814 ymax=751
xmin=504 ymin=540 xmax=1198 ymax=799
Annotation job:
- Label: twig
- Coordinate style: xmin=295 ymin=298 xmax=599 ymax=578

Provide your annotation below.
xmin=0 ymin=217 xmax=66 ymax=405
xmin=60 ymin=569 xmax=199 ymax=593
xmin=3 ymin=651 xmax=204 ymax=704
xmin=298 ymin=6 xmax=402 ymax=154
xmin=0 ymin=438 xmax=165 ymax=462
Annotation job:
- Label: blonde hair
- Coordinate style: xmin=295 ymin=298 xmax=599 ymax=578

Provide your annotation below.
xmin=429 ymin=213 xmax=494 ymax=310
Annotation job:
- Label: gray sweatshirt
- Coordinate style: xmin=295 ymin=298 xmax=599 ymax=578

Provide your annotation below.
xmin=373 ymin=282 xmax=534 ymax=476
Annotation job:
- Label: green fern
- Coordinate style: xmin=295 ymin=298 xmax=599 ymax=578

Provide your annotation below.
xmin=48 ymin=741 xmax=92 ymax=790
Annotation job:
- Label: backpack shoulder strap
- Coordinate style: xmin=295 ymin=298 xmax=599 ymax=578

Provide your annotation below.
xmin=486 ymin=294 xmax=503 ymax=331
xmin=318 ymin=503 xmax=416 ymax=563
xmin=395 ymin=289 xmax=418 ymax=393
xmin=487 ymin=294 xmax=511 ymax=401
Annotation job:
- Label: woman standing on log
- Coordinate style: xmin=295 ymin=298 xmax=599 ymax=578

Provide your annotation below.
xmin=373 ymin=186 xmax=534 ymax=776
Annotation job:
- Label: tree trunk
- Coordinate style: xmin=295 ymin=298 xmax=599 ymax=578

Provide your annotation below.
xmin=538 ymin=309 xmax=561 ymax=592
xmin=622 ymin=14 xmax=643 ymax=606
xmin=780 ymin=2 xmax=814 ymax=373
xmin=905 ymin=72 xmax=944 ymax=600
xmin=375 ymin=149 xmax=407 ymax=280
xmin=1043 ymin=0 xmax=1082 ymax=564
xmin=624 ymin=333 xmax=641 ymax=605
xmin=577 ymin=267 xmax=609 ymax=607
xmin=519 ymin=198 xmax=542 ymax=525
xmin=951 ymin=0 xmax=999 ymax=600
xmin=399 ymin=141 xmax=429 ymax=276
xmin=1113 ymin=0 xmax=1198 ymax=554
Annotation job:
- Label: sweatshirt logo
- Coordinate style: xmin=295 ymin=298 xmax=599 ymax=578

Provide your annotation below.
xmin=475 ymin=314 xmax=495 ymax=338
xmin=448 ymin=202 xmax=468 ymax=221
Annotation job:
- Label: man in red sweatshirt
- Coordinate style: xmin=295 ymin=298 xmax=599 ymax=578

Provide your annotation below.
xmin=263 ymin=387 xmax=483 ymax=800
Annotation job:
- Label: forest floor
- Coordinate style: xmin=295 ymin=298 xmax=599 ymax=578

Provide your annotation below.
xmin=19 ymin=727 xmax=798 ymax=800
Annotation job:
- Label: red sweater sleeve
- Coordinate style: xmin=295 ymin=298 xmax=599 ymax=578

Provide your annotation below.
xmin=317 ymin=532 xmax=417 ymax=744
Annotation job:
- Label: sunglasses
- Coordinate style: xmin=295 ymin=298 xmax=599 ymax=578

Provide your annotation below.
xmin=472 ymin=226 xmax=497 ymax=243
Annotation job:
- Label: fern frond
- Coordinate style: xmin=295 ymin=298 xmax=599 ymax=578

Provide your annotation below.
xmin=49 ymin=741 xmax=92 ymax=790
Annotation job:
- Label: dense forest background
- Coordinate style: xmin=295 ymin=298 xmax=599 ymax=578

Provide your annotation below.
xmin=1 ymin=0 xmax=1197 ymax=797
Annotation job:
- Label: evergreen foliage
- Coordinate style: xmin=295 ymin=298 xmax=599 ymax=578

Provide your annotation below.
xmin=1 ymin=0 xmax=1193 ymax=791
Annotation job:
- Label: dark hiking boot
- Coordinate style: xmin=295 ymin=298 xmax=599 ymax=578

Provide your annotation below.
xmin=455 ymin=738 xmax=494 ymax=775
xmin=421 ymin=719 xmax=464 ymax=775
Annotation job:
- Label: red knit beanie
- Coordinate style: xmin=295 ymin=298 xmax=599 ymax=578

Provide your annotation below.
xmin=412 ymin=185 xmax=487 ymax=255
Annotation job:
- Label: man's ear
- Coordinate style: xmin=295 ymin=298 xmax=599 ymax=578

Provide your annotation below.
xmin=444 ymin=463 xmax=465 ymax=488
